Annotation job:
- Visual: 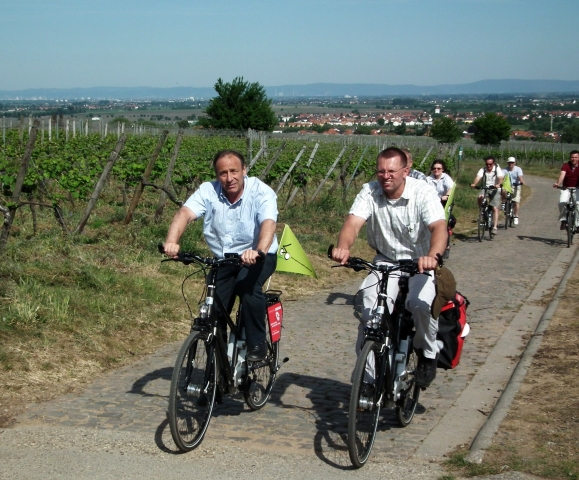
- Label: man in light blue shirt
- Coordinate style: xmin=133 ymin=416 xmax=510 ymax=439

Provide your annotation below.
xmin=164 ymin=150 xmax=278 ymax=362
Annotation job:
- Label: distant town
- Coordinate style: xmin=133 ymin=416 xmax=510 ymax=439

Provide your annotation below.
xmin=2 ymin=93 xmax=579 ymax=142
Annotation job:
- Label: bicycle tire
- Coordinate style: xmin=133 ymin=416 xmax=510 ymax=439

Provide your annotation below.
xmin=566 ymin=208 xmax=574 ymax=248
xmin=243 ymin=322 xmax=279 ymax=411
xmin=477 ymin=209 xmax=485 ymax=242
xmin=504 ymin=199 xmax=511 ymax=230
xmin=168 ymin=331 xmax=217 ymax=452
xmin=348 ymin=340 xmax=382 ymax=468
xmin=487 ymin=208 xmax=494 ymax=240
xmin=395 ymin=348 xmax=420 ymax=427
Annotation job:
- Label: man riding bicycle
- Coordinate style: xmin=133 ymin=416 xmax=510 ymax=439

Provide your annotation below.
xmin=331 ymin=147 xmax=447 ymax=389
xmin=501 ymin=157 xmax=525 ymax=225
xmin=553 ymin=150 xmax=579 ymax=231
xmin=470 ymin=155 xmax=504 ymax=234
xmin=164 ymin=150 xmax=279 ymax=362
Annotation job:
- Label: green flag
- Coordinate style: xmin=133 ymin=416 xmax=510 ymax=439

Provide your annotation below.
xmin=444 ymin=184 xmax=456 ymax=223
xmin=276 ymin=225 xmax=317 ymax=278
xmin=502 ymin=171 xmax=513 ymax=194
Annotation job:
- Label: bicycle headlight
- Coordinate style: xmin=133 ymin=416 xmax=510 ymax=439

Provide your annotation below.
xmin=199 ymin=304 xmax=209 ymax=319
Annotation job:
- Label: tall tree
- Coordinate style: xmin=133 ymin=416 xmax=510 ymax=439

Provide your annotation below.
xmin=198 ymin=77 xmax=277 ymax=131
xmin=430 ymin=117 xmax=462 ymax=144
xmin=472 ymin=113 xmax=511 ymax=146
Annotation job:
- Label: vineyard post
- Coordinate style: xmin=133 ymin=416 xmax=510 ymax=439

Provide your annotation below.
xmin=73 ymin=120 xmax=76 ymax=138
xmin=247 ymin=128 xmax=253 ymax=165
xmin=419 ymin=145 xmax=434 ymax=167
xmin=66 ymin=119 xmax=69 ymax=142
xmin=0 ymin=120 xmax=40 ymax=253
xmin=286 ymin=142 xmax=319 ymax=208
xmin=48 ymin=117 xmax=52 ymax=141
xmin=247 ymin=145 xmax=266 ymax=172
xmin=155 ymin=129 xmax=184 ymax=223
xmin=2 ymin=116 xmax=5 ymax=148
xmin=329 ymin=145 xmax=357 ymax=196
xmin=104 ymin=122 xmax=108 ymax=138
xmin=309 ymin=145 xmax=347 ymax=202
xmin=73 ymin=134 xmax=128 ymax=235
xmin=345 ymin=144 xmax=370 ymax=192
xmin=275 ymin=145 xmax=306 ymax=195
xmin=259 ymin=141 xmax=286 ymax=180
xmin=123 ymin=130 xmax=170 ymax=224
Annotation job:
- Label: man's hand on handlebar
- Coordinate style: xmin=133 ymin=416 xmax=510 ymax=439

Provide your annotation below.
xmin=163 ymin=242 xmax=180 ymax=258
xmin=417 ymin=255 xmax=439 ymax=273
xmin=331 ymin=246 xmax=351 ymax=265
xmin=241 ymin=249 xmax=265 ymax=265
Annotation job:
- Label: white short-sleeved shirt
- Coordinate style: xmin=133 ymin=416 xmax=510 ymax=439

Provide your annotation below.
xmin=349 ymin=177 xmax=446 ymax=260
xmin=428 ymin=173 xmax=455 ymax=198
xmin=503 ymin=165 xmax=523 ymax=185
xmin=183 ymin=176 xmax=278 ymax=258
xmin=476 ymin=165 xmax=503 ymax=187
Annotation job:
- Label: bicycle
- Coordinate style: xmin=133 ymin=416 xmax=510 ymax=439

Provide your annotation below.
xmin=328 ymin=245 xmax=435 ymax=468
xmin=476 ymin=186 xmax=498 ymax=241
xmin=502 ymin=183 xmax=520 ymax=230
xmin=159 ymin=245 xmax=285 ymax=452
xmin=557 ymin=186 xmax=577 ymax=248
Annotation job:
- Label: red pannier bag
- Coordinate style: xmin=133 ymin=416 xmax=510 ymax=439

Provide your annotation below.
xmin=265 ymin=290 xmax=283 ymax=343
xmin=436 ymin=291 xmax=469 ymax=369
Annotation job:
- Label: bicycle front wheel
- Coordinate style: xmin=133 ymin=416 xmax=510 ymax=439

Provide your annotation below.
xmin=168 ymin=332 xmax=217 ymax=452
xmin=477 ymin=209 xmax=485 ymax=242
xmin=504 ymin=200 xmax=511 ymax=230
xmin=348 ymin=340 xmax=382 ymax=468
xmin=487 ymin=209 xmax=494 ymax=240
xmin=396 ymin=348 xmax=420 ymax=427
xmin=243 ymin=327 xmax=279 ymax=411
xmin=566 ymin=208 xmax=575 ymax=248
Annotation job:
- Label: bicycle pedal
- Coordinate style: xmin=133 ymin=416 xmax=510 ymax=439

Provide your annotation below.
xmin=282 ymin=357 xmax=289 ymax=363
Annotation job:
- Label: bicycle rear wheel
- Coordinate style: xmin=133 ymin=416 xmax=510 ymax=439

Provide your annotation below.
xmin=243 ymin=323 xmax=279 ymax=411
xmin=396 ymin=348 xmax=420 ymax=427
xmin=168 ymin=332 xmax=217 ymax=452
xmin=348 ymin=340 xmax=382 ymax=468
xmin=477 ymin=209 xmax=485 ymax=242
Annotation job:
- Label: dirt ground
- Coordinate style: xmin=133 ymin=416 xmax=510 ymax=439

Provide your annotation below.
xmin=450 ymin=263 xmax=579 ymax=479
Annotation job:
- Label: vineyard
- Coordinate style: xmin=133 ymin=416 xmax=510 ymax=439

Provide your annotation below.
xmin=2 ymin=122 xmax=579 ymax=249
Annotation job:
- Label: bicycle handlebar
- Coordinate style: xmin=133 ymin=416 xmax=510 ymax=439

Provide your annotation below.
xmin=474 ymin=185 xmax=498 ymax=190
xmin=158 ymin=243 xmax=245 ymax=267
xmin=557 ymin=186 xmax=577 ymax=191
xmin=326 ymin=244 xmax=424 ymax=275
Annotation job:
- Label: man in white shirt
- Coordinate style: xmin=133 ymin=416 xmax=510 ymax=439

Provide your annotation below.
xmin=331 ymin=147 xmax=447 ymax=389
xmin=470 ymin=156 xmax=504 ymax=234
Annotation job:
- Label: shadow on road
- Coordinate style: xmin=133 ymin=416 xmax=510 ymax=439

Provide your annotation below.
xmin=516 ymin=235 xmax=567 ymax=247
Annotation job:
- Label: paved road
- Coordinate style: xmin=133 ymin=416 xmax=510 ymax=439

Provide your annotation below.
xmin=0 ymin=176 xmax=573 ymax=479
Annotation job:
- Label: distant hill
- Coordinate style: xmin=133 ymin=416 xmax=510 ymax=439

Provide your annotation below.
xmin=1 ymin=80 xmax=579 ymax=100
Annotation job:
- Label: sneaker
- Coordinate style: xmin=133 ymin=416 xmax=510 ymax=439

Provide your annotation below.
xmin=561 ymin=221 xmax=567 ymax=231
xmin=416 ymin=354 xmax=437 ymax=389
xmin=513 ymin=217 xmax=519 ymax=225
xmin=492 ymin=227 xmax=498 ymax=232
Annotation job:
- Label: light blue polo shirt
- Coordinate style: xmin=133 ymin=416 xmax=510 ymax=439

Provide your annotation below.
xmin=183 ymin=176 xmax=279 ymax=258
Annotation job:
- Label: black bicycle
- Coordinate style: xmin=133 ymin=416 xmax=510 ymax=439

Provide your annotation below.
xmin=557 ymin=186 xmax=577 ymax=248
xmin=476 ymin=186 xmax=498 ymax=241
xmin=159 ymin=245 xmax=285 ymax=451
xmin=328 ymin=246 xmax=433 ymax=468
xmin=503 ymin=183 xmax=520 ymax=230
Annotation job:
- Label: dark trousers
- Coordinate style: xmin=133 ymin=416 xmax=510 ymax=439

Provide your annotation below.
xmin=214 ymin=254 xmax=277 ymax=347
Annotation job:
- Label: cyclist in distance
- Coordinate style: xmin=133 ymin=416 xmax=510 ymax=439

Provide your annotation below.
xmin=501 ymin=157 xmax=525 ymax=225
xmin=429 ymin=159 xmax=454 ymax=204
xmin=553 ymin=150 xmax=579 ymax=230
xmin=163 ymin=149 xmax=279 ymax=362
xmin=331 ymin=147 xmax=448 ymax=389
xmin=470 ymin=155 xmax=504 ymax=234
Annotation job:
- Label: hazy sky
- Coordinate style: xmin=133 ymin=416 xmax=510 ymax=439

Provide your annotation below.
xmin=2 ymin=0 xmax=578 ymax=90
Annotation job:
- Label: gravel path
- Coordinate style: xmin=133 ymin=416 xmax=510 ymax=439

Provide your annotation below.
xmin=0 ymin=175 xmax=573 ymax=479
